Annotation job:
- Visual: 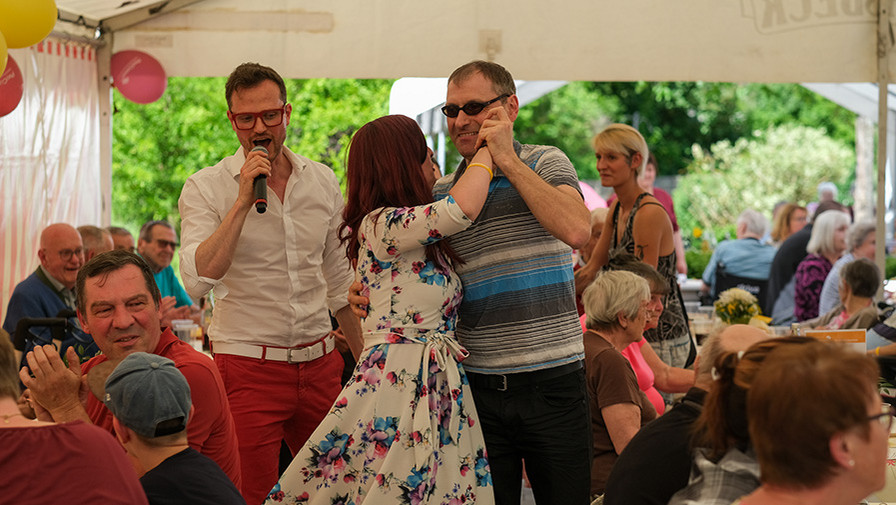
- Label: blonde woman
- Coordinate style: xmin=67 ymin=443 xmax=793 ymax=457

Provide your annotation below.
xmin=576 ymin=124 xmax=692 ymax=370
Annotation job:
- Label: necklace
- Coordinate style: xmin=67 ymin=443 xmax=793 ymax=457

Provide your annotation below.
xmin=1 ymin=412 xmax=24 ymax=424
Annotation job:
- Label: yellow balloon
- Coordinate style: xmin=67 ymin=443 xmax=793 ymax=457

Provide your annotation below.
xmin=0 ymin=31 xmax=7 ymax=77
xmin=0 ymin=0 xmax=57 ymax=49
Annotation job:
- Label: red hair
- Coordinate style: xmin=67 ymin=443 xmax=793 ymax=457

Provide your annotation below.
xmin=339 ymin=115 xmax=461 ymax=270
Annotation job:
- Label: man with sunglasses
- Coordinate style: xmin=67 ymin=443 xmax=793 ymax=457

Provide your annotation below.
xmin=437 ymin=61 xmax=592 ymax=504
xmin=4 ymin=223 xmax=98 ymax=364
xmin=137 ymin=220 xmax=199 ymax=326
xmin=178 ymin=62 xmax=361 ymax=505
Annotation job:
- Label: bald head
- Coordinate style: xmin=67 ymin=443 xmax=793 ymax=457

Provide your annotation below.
xmin=38 ymin=223 xmax=84 ymax=289
xmin=695 ymin=324 xmax=768 ymax=390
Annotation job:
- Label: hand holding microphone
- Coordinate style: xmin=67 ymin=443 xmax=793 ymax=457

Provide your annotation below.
xmin=251 ymin=145 xmax=268 ymax=214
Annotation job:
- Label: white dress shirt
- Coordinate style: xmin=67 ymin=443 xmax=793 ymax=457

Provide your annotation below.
xmin=178 ymin=147 xmax=353 ymax=347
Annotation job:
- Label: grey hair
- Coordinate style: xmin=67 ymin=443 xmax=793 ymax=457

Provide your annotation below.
xmin=77 ymin=225 xmax=110 ymax=252
xmin=846 ymin=220 xmax=876 ymax=253
xmin=590 ymin=207 xmax=609 ymax=227
xmin=806 ymin=210 xmax=851 ymax=256
xmin=139 ymin=220 xmax=175 ymax=242
xmin=583 ymin=270 xmax=650 ymax=332
xmin=817 ymin=181 xmax=838 ymax=201
xmin=736 ymin=209 xmax=768 ymax=237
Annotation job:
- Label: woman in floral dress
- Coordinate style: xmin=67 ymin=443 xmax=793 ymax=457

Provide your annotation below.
xmin=266 ymin=115 xmax=495 ymax=505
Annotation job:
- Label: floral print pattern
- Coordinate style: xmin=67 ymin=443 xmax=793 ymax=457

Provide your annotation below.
xmin=265 ymin=196 xmax=494 ymax=505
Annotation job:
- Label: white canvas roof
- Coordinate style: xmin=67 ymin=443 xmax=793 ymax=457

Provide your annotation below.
xmin=54 ymin=0 xmax=894 ymax=82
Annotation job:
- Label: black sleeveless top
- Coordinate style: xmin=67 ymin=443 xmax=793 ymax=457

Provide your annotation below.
xmin=610 ymin=193 xmax=691 ymax=343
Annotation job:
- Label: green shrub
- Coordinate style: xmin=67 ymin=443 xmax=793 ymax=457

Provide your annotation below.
xmin=673 ymin=125 xmax=854 ymax=238
xmin=886 ymin=255 xmax=896 ymax=280
xmin=686 ymin=249 xmax=713 ymax=279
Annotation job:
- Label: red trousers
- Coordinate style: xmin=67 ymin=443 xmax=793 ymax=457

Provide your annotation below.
xmin=215 ymin=350 xmax=344 ymax=505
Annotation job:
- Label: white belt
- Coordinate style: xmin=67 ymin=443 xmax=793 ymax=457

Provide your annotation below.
xmin=211 ymin=334 xmax=336 ymax=363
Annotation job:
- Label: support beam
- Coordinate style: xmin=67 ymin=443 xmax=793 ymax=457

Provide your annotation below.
xmin=877 ymin=0 xmax=892 ymax=283
xmin=97 ymin=33 xmax=113 ymax=226
xmin=58 ymin=0 xmax=203 ymax=34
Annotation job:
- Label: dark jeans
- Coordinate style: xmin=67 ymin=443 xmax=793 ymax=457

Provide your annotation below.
xmin=469 ymin=366 xmax=592 ymax=505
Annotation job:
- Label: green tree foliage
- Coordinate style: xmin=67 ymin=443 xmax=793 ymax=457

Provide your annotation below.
xmin=284 ymin=79 xmax=393 ymax=182
xmin=673 ymin=124 xmax=855 ymax=242
xmin=580 ymin=82 xmax=856 ymax=177
xmin=514 ymin=81 xmax=618 ymax=178
xmin=112 ymin=77 xmax=393 ymax=230
xmin=112 ymin=77 xmax=232 ymax=230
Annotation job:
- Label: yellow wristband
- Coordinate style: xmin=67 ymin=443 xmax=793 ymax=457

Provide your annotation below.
xmin=876 ymin=346 xmax=881 ymax=356
xmin=467 ymin=162 xmax=494 ymax=179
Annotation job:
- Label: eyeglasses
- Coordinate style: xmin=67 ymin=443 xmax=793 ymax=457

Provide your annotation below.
xmin=230 ymin=107 xmax=287 ymax=130
xmin=868 ymin=403 xmax=896 ymax=431
xmin=57 ymin=248 xmax=84 ymax=261
xmin=154 ymin=239 xmax=178 ymax=250
xmin=440 ymin=94 xmax=510 ymax=118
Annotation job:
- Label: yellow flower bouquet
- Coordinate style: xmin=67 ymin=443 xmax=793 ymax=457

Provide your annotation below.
xmin=714 ymin=288 xmax=761 ymax=325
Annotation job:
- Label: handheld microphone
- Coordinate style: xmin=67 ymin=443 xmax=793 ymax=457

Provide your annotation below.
xmin=251 ymin=145 xmax=268 ymax=214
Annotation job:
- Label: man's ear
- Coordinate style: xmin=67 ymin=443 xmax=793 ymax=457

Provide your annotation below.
xmin=76 ymin=309 xmax=90 ymax=334
xmin=505 ymin=94 xmax=520 ymax=122
xmin=284 ymin=103 xmax=293 ymax=126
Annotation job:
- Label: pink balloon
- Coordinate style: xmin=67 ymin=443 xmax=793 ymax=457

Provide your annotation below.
xmin=111 ymin=50 xmax=167 ymax=104
xmin=578 ymin=181 xmax=607 ymax=210
xmin=0 ymin=55 xmax=24 ymax=118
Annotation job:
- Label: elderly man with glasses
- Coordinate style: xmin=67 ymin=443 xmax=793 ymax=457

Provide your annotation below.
xmin=177 ymin=62 xmax=361 ymax=505
xmin=3 ymin=223 xmax=98 ymax=365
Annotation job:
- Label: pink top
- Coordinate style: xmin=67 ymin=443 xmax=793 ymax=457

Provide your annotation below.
xmin=620 ymin=340 xmax=665 ymax=415
xmin=580 ymin=314 xmax=665 ymax=414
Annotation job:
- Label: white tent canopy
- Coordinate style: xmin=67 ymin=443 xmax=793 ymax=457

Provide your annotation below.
xmin=57 ymin=0 xmax=895 ymax=82
xmin=2 ymin=0 xmax=895 ymax=320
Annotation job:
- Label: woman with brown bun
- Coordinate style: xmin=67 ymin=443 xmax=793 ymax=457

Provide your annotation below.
xmin=736 ymin=342 xmax=888 ymax=505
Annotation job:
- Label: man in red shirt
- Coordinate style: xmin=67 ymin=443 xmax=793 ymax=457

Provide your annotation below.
xmin=20 ymin=250 xmax=242 ymax=492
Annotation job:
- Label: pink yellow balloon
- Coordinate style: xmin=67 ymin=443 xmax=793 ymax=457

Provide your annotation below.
xmin=0 ymin=0 xmax=58 ymax=49
xmin=0 ymin=55 xmax=24 ymax=118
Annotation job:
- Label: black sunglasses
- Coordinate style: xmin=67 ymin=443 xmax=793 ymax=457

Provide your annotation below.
xmin=441 ymin=94 xmax=510 ymax=118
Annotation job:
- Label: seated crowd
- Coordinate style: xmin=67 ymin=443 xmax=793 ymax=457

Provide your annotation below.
xmin=4 ymin=61 xmax=894 ymax=505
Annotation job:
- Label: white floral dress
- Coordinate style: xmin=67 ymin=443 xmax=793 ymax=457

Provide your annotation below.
xmin=265 ymin=195 xmax=495 ymax=505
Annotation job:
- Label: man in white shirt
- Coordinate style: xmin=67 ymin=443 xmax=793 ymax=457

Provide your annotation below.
xmin=178 ymin=62 xmax=361 ymax=505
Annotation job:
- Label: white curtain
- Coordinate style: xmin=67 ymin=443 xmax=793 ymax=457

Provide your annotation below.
xmin=0 ymin=37 xmax=101 ymax=325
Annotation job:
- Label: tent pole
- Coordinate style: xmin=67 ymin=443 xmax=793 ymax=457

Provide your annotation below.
xmin=97 ymin=33 xmax=113 ymax=226
xmin=877 ymin=0 xmax=891 ymax=281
